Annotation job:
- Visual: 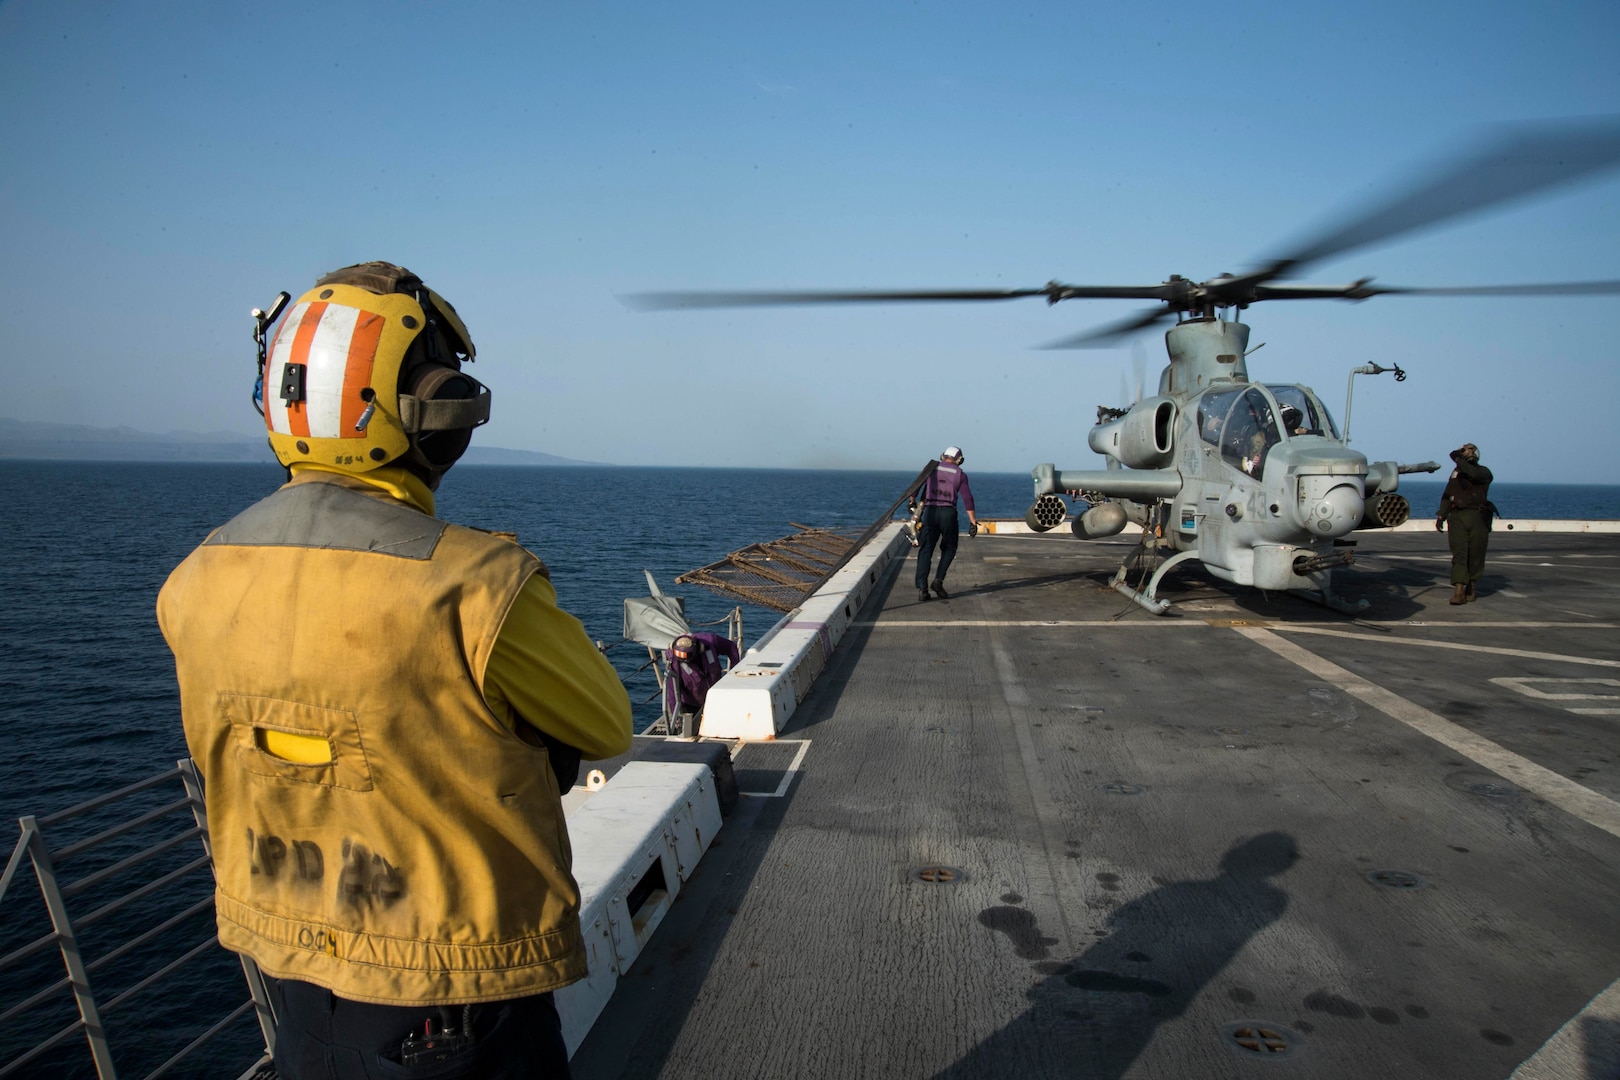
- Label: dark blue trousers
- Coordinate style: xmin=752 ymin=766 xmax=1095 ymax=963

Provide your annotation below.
xmin=267 ymin=976 xmax=571 ymax=1079
xmin=915 ymin=505 xmax=959 ymax=589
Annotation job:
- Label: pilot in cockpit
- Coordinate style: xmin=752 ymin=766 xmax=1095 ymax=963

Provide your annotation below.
xmin=1280 ymin=403 xmax=1309 ymax=436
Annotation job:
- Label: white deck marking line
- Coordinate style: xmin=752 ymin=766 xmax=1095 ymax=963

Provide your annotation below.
xmin=1274 ymin=624 xmax=1620 ymax=668
xmin=1492 ymin=677 xmax=1620 ymax=701
xmin=989 ymin=628 xmax=1080 ymax=953
xmin=1373 ymin=621 xmax=1620 ymax=628
xmin=1370 ymin=554 xmax=1450 ymax=561
xmin=863 ymin=619 xmax=1200 ymax=627
xmin=734 ymin=739 xmax=811 ymax=799
xmin=1509 ymin=975 xmax=1620 ymax=1079
xmin=1374 ymin=553 xmax=1620 ymax=571
xmin=1493 ymin=677 xmax=1620 ymax=718
xmin=863 ymin=619 xmax=1617 ymax=630
xmin=1236 ymin=627 xmax=1620 ymax=841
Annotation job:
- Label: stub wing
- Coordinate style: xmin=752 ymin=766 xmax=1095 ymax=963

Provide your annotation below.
xmin=1031 ymin=463 xmax=1182 ymax=502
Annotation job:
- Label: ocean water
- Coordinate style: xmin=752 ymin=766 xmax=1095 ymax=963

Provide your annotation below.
xmin=1389 ymin=479 xmax=1620 ymax=522
xmin=1 ymin=460 xmax=1616 ymax=1078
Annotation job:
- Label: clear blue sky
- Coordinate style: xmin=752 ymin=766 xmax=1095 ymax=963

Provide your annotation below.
xmin=2 ymin=1 xmax=1617 ymax=481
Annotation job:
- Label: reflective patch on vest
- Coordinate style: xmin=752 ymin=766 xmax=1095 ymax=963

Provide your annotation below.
xmin=206 ymin=481 xmax=446 ymax=559
xmin=222 ymin=692 xmax=374 ymax=791
xmin=265 ymin=301 xmax=385 ymax=439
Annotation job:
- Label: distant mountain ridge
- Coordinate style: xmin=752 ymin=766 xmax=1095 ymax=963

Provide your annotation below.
xmin=0 ymin=417 xmax=607 ymax=467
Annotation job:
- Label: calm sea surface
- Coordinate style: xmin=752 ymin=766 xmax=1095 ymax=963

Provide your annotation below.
xmin=1 ymin=461 xmax=1616 ymax=1077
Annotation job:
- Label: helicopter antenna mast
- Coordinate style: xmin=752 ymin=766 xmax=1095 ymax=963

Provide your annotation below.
xmin=1343 ymin=362 xmax=1407 ymax=444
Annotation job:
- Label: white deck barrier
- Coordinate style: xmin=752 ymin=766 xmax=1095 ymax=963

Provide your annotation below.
xmin=699 ymin=522 xmax=910 ymax=740
xmin=982 ymin=517 xmax=1620 ymax=536
xmin=555 ymin=761 xmax=723 ymax=1056
xmin=1390 ymin=518 xmax=1620 ymax=534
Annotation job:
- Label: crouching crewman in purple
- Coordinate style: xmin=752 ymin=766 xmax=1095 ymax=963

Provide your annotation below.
xmin=911 ymin=445 xmax=979 ymax=602
xmin=664 ymin=632 xmax=741 ymax=736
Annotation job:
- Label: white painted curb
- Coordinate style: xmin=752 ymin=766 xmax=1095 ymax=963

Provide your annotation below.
xmin=556 ymin=761 xmax=723 ymax=1056
xmin=699 ymin=522 xmax=910 ymax=740
xmin=1390 ymin=518 xmax=1620 ymax=534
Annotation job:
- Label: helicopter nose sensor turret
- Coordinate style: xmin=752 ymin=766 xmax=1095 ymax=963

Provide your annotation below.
xmin=1303 ymin=482 xmax=1364 ymax=538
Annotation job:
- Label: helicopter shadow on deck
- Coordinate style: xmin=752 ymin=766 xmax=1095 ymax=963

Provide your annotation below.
xmin=1282 ymin=549 xmax=1516 ymax=621
xmin=933 ymin=832 xmax=1300 ymax=1080
xmin=935 ymin=568 xmax=1098 ymax=603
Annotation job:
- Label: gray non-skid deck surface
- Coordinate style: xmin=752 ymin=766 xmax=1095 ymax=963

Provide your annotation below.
xmin=573 ymin=531 xmax=1620 ymax=1080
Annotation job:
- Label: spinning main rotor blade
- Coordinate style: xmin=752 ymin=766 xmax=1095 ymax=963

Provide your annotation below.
xmin=622 ymin=282 xmax=1179 ymax=310
xmin=1243 ymin=114 xmax=1620 ymax=285
xmin=1352 ymin=279 xmax=1620 ymax=298
xmin=1020 ymin=276 xmax=1620 ymax=346
xmin=623 ymin=287 xmax=1048 ymax=309
xmin=624 ymin=117 xmax=1620 ymax=345
xmin=1247 ymin=279 xmax=1620 ymax=301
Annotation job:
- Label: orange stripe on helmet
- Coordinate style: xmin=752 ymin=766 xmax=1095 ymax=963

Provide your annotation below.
xmin=283 ymin=301 xmax=327 ymax=439
xmin=338 ymin=311 xmax=385 ymax=438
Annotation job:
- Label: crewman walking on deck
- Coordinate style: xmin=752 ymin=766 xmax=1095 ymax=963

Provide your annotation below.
xmin=912 ymin=445 xmax=980 ymax=602
xmin=1435 ymin=441 xmax=1495 ymax=604
xmin=158 ymin=262 xmax=632 ymax=1078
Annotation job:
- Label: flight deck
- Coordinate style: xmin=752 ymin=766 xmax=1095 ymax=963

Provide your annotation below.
xmin=572 ymin=528 xmax=1620 ymax=1080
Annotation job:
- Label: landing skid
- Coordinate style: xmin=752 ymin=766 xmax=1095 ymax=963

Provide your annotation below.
xmin=1110 ymin=548 xmax=1199 ymax=615
xmin=1108 ymin=549 xmax=1370 ymax=616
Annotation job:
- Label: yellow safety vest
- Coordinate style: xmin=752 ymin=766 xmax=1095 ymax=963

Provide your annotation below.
xmin=157 ymin=472 xmax=585 ymax=1005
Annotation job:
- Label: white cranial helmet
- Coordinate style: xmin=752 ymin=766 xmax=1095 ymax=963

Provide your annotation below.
xmin=942 ymin=445 xmax=963 ymax=463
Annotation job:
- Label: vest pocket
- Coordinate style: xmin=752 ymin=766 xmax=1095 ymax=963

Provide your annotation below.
xmin=220 ymin=692 xmax=375 ymax=791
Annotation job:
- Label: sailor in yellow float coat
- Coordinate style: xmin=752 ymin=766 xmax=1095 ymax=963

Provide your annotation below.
xmin=157 ymin=263 xmax=631 ymax=1078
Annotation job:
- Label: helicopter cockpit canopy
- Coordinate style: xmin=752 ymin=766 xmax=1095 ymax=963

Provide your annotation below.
xmin=1197 ymin=386 xmax=1283 ymax=480
xmin=1266 ymin=384 xmax=1340 ymax=439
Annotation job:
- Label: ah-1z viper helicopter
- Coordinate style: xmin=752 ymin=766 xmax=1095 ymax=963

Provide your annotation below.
xmin=630 ymin=117 xmax=1620 ymax=613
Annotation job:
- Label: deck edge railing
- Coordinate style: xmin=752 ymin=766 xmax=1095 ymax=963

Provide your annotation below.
xmin=0 ymin=759 xmax=273 ymax=1080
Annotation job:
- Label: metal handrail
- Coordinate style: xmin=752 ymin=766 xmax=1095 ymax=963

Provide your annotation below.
xmin=64 ymin=827 xmax=205 ymax=899
xmin=53 ymin=794 xmax=195 ymax=863
xmin=0 ymin=1014 xmax=93 ymax=1080
xmin=101 ymin=936 xmax=220 ymax=1015
xmin=36 ymin=767 xmax=183 ymax=829
xmin=84 ymin=896 xmax=215 ymax=979
xmin=1 ymin=760 xmax=269 ymax=1080
xmin=75 ymin=853 xmax=213 ymax=930
xmin=0 ymin=925 xmax=63 ymax=973
xmin=144 ymin=999 xmax=257 ymax=1080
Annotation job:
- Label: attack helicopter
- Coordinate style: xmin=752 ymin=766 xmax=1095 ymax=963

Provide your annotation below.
xmin=628 ymin=117 xmax=1620 ymax=613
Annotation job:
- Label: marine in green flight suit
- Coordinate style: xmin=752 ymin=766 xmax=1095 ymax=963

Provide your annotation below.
xmin=1435 ymin=442 xmax=1493 ymax=604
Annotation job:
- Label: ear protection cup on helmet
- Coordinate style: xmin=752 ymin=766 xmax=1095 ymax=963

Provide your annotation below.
xmin=403 ymin=365 xmax=484 ymax=480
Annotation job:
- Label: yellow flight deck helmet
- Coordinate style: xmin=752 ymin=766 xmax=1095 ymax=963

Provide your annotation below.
xmin=254 ymin=262 xmax=489 ymax=488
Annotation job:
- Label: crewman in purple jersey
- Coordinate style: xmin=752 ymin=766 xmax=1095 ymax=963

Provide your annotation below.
xmin=912 ymin=446 xmax=979 ymax=602
xmin=663 ymin=631 xmax=741 ymax=736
